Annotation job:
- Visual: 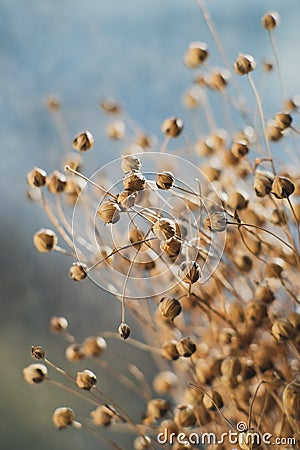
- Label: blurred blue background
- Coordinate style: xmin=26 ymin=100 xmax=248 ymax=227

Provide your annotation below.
xmin=0 ymin=0 xmax=299 ymax=449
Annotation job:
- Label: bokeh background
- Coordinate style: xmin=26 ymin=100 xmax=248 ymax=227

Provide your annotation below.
xmin=1 ymin=0 xmax=299 ymax=449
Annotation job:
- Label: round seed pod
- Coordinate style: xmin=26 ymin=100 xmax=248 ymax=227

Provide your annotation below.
xmin=267 ymin=123 xmax=283 ymax=141
xmin=97 ymin=201 xmax=121 ymax=224
xmin=135 ymin=133 xmax=152 ymax=149
xmin=270 ymin=208 xmax=286 ymax=225
xmin=123 ymin=172 xmax=145 ymax=192
xmin=161 ymin=237 xmax=181 ymax=258
xmin=264 ymin=261 xmax=283 ymax=278
xmin=176 ymin=337 xmax=197 ymax=358
xmin=234 ymin=54 xmax=256 ymax=75
xmin=100 ymin=97 xmax=121 ymax=114
xmin=195 ymin=137 xmax=215 ymax=156
xmin=231 ymin=140 xmax=249 ymax=158
xmin=147 ymin=398 xmax=170 ymax=420
xmin=284 ymin=96 xmax=300 ymax=112
xmin=72 ymin=130 xmax=94 ymax=152
xmin=153 ymin=218 xmax=176 ymax=241
xmin=117 ymin=190 xmax=136 ymax=210
xmin=133 ymin=436 xmax=151 ymax=450
xmin=106 ymin=120 xmax=125 ymax=140
xmin=82 ymin=336 xmax=107 ymax=357
xmin=203 ymin=212 xmax=227 ymax=232
xmin=158 ymin=420 xmax=178 ymax=442
xmin=157 ymin=171 xmax=175 ymax=190
xmin=69 ymin=262 xmax=87 ymax=281
xmin=91 ymin=405 xmax=114 ymax=426
xmin=50 ymin=316 xmax=68 ymax=334
xmin=209 ymin=69 xmax=229 ymax=91
xmin=261 ymin=11 xmax=280 ymax=30
xmin=283 ymin=382 xmax=300 ymax=420
xmin=287 ymin=312 xmax=300 ymax=331
xmin=23 ymin=363 xmax=48 ymax=384
xmin=203 ymin=391 xmax=223 ymax=411
xmin=27 ymin=167 xmax=47 ymax=188
xmin=31 ymin=345 xmax=45 ymax=360
xmin=33 ymin=228 xmax=58 ymax=253
xmin=161 ymin=117 xmax=183 ymax=138
xmin=121 ymin=154 xmax=141 ymax=173
xmin=239 ymin=358 xmax=256 ymax=381
xmin=245 ymin=301 xmax=267 ymax=326
xmin=52 ymin=407 xmax=75 ymax=429
xmin=254 ymin=285 xmax=274 ymax=304
xmin=47 ymin=170 xmax=67 ymax=193
xmin=153 ymin=371 xmax=178 ymax=394
xmin=227 ymin=191 xmax=248 ymax=210
xmin=253 ymin=170 xmax=274 ymax=197
xmin=195 ymin=358 xmax=221 ymax=385
xmin=220 ymin=356 xmax=241 ymax=378
xmin=201 ymin=165 xmax=221 ymax=181
xmin=161 ymin=341 xmax=180 ymax=361
xmin=184 ymin=41 xmax=209 ymax=68
xmin=263 ymin=59 xmax=273 ymax=72
xmin=271 ymin=319 xmax=295 ymax=342
xmin=128 ymin=227 xmax=146 ymax=250
xmin=234 ymin=252 xmax=253 ymax=273
xmin=271 ymin=176 xmax=295 ymax=199
xmin=179 ymin=261 xmax=200 ymax=284
xmin=118 ymin=322 xmax=130 ymax=340
xmin=159 ymin=297 xmax=182 ymax=321
xmin=174 ymin=404 xmax=196 ymax=428
xmin=274 ymin=112 xmax=292 ymax=131
xmin=65 ymin=343 xmax=85 ymax=361
xmin=75 ymin=369 xmax=97 ymax=390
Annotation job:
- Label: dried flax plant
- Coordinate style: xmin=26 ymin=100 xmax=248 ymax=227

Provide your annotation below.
xmin=23 ymin=3 xmax=300 ymax=450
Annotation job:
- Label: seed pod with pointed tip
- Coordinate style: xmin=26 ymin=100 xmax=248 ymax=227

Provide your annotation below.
xmin=174 ymin=404 xmax=196 ymax=428
xmin=91 ymin=405 xmax=114 ymax=426
xmin=118 ymin=322 xmax=130 ymax=340
xmin=234 ymin=54 xmax=256 ymax=75
xmin=153 ymin=218 xmax=176 ymax=241
xmin=179 ymin=261 xmax=200 ymax=284
xmin=31 ymin=345 xmax=45 ymax=360
xmin=156 ymin=171 xmax=175 ymax=190
xmin=69 ymin=262 xmax=87 ymax=281
xmin=261 ymin=11 xmax=280 ymax=30
xmin=272 ymin=319 xmax=295 ymax=342
xmin=159 ymin=297 xmax=182 ymax=321
xmin=47 ymin=170 xmax=67 ymax=193
xmin=264 ymin=261 xmax=283 ymax=278
xmin=161 ymin=117 xmax=183 ymax=138
xmin=33 ymin=228 xmax=58 ymax=253
xmin=50 ymin=316 xmax=68 ymax=334
xmin=72 ymin=130 xmax=94 ymax=152
xmin=117 ymin=190 xmax=136 ymax=210
xmin=121 ymin=154 xmax=141 ymax=173
xmin=161 ymin=341 xmax=180 ymax=361
xmin=82 ymin=336 xmax=107 ymax=357
xmin=53 ymin=407 xmax=75 ymax=429
xmin=97 ymin=201 xmax=121 ymax=224
xmin=203 ymin=391 xmax=223 ymax=410
xmin=184 ymin=41 xmax=209 ymax=68
xmin=76 ymin=369 xmax=97 ymax=390
xmin=123 ymin=172 xmax=145 ymax=192
xmin=161 ymin=237 xmax=181 ymax=259
xmin=23 ymin=363 xmax=48 ymax=384
xmin=271 ymin=176 xmax=295 ymax=199
xmin=283 ymin=382 xmax=300 ymax=420
xmin=176 ymin=337 xmax=196 ymax=357
xmin=27 ymin=167 xmax=47 ymax=187
xmin=253 ymin=170 xmax=274 ymax=197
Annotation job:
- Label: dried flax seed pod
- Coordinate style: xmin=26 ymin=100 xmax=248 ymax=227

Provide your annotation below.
xmin=52 ymin=407 xmax=75 ymax=429
xmin=76 ymin=369 xmax=97 ymax=390
xmin=267 ymin=123 xmax=283 ymax=141
xmin=227 ymin=191 xmax=248 ymax=210
xmin=238 ymin=428 xmax=261 ymax=450
xmin=65 ymin=343 xmax=85 ymax=361
xmin=283 ymin=382 xmax=300 ymax=420
xmin=261 ymin=11 xmax=280 ymax=30
xmin=161 ymin=117 xmax=183 ymax=138
xmin=158 ymin=420 xmax=178 ymax=442
xmin=274 ymin=112 xmax=292 ymax=131
xmin=209 ymin=69 xmax=229 ymax=91
xmin=203 ymin=391 xmax=223 ymax=411
xmin=203 ymin=212 xmax=227 ymax=232
xmin=72 ymin=130 xmax=94 ymax=152
xmin=118 ymin=322 xmax=130 ymax=340
xmin=263 ymin=59 xmax=273 ymax=72
xmin=123 ymin=172 xmax=145 ymax=192
xmin=91 ymin=405 xmax=114 ymax=426
xmin=264 ymin=261 xmax=283 ymax=278
xmin=271 ymin=176 xmax=295 ymax=199
xmin=234 ymin=54 xmax=256 ymax=75
xmin=184 ymin=41 xmax=209 ymax=68
xmin=133 ymin=436 xmax=152 ymax=450
xmin=117 ymin=190 xmax=136 ymax=210
xmin=100 ymin=97 xmax=121 ymax=114
xmin=27 ymin=167 xmax=47 ymax=187
xmin=31 ymin=345 xmax=45 ymax=360
xmin=253 ymin=170 xmax=274 ymax=197
xmin=287 ymin=312 xmax=300 ymax=331
xmin=82 ymin=336 xmax=107 ymax=357
xmin=121 ymin=154 xmax=141 ymax=173
xmin=23 ymin=363 xmax=48 ymax=384
xmin=153 ymin=371 xmax=178 ymax=394
xmin=231 ymin=140 xmax=249 ymax=158
xmin=271 ymin=319 xmax=295 ymax=342
xmin=146 ymin=398 xmax=170 ymax=420
xmin=270 ymin=208 xmax=286 ymax=225
xmin=159 ymin=297 xmax=182 ymax=321
xmin=106 ymin=120 xmax=125 ymax=140
xmin=97 ymin=201 xmax=121 ymax=224
xmin=153 ymin=218 xmax=176 ymax=240
xmin=174 ymin=404 xmax=196 ymax=428
xmin=69 ymin=262 xmax=87 ymax=281
xmin=221 ymin=356 xmax=241 ymax=378
xmin=176 ymin=337 xmax=196 ymax=357
xmin=245 ymin=301 xmax=267 ymax=326
xmin=179 ymin=261 xmax=200 ymax=284
xmin=254 ymin=284 xmax=274 ymax=304
xmin=156 ymin=171 xmax=175 ymax=190
xmin=161 ymin=237 xmax=181 ymax=258
xmin=47 ymin=170 xmax=67 ymax=193
xmin=161 ymin=341 xmax=180 ymax=360
xmin=33 ymin=228 xmax=58 ymax=253
xmin=50 ymin=316 xmax=68 ymax=334
xmin=234 ymin=252 xmax=253 ymax=273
